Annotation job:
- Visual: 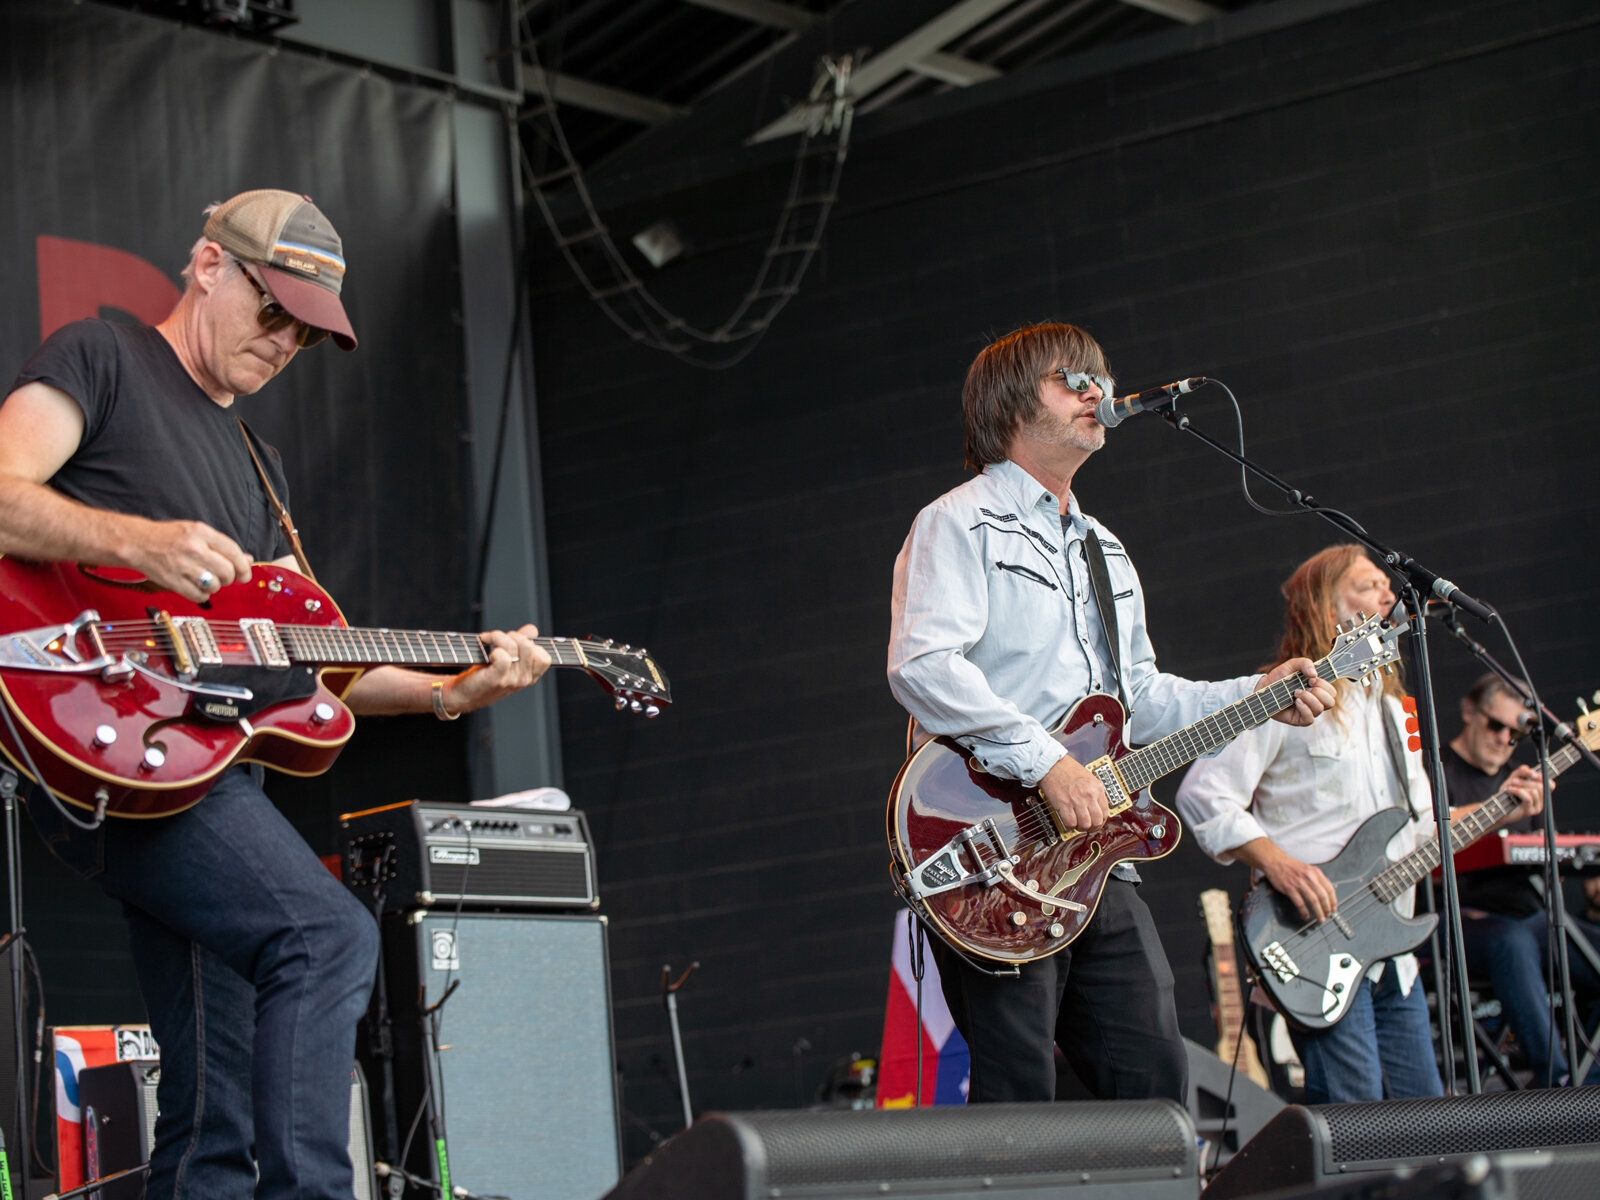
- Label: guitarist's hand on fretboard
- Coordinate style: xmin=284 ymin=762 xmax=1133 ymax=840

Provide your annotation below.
xmin=1259 ymin=656 xmax=1337 ymax=727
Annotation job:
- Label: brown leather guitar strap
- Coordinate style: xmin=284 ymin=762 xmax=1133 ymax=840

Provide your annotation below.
xmin=1083 ymin=528 xmax=1130 ymax=716
xmin=237 ymin=418 xmax=317 ymax=584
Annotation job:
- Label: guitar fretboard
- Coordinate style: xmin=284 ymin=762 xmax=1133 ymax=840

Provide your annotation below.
xmin=1115 ymin=664 xmax=1326 ymax=794
xmin=1369 ymin=741 xmax=1583 ymax=903
xmin=278 ymin=625 xmax=591 ymax=670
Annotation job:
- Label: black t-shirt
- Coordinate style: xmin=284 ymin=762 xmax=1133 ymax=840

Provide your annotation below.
xmin=1442 ymin=741 xmax=1542 ymax=917
xmin=9 ymin=319 xmax=292 ymax=562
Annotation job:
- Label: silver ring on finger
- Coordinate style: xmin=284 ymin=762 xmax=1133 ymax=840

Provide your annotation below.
xmin=198 ymin=570 xmax=216 ymax=591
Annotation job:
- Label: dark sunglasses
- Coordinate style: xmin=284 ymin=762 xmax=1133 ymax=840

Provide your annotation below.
xmin=233 ymin=258 xmax=329 ymax=348
xmin=1479 ymin=710 xmax=1527 ymax=741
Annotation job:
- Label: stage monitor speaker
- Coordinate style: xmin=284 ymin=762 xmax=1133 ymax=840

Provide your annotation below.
xmin=75 ymin=1061 xmax=377 ymax=1200
xmin=601 ymin=1099 xmax=1200 ymax=1200
xmin=1185 ymin=1037 xmax=1285 ymax=1168
xmin=1203 ymin=1086 xmax=1600 ymax=1200
xmin=372 ymin=911 xmax=621 ymax=1200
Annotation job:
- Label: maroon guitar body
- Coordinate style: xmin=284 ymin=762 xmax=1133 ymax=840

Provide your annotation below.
xmin=888 ymin=694 xmax=1177 ymax=964
xmin=886 ymin=612 xmax=1408 ymax=965
xmin=0 ymin=557 xmax=669 ymax=819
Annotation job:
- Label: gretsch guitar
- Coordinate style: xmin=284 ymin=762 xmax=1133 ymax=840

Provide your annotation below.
xmin=0 ymin=558 xmax=670 ymax=818
xmin=1240 ymin=698 xmax=1600 ymax=1031
xmin=887 ymin=613 xmax=1405 ymax=965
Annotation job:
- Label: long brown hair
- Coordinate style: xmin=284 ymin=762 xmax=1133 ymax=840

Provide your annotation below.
xmin=962 ymin=322 xmax=1113 ymax=471
xmin=1275 ymin=544 xmax=1407 ymax=709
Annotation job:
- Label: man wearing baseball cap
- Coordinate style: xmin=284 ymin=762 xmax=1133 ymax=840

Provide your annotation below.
xmin=0 ymin=190 xmax=550 ymax=1199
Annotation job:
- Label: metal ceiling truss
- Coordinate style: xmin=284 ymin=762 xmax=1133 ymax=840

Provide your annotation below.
xmin=520 ymin=35 xmax=855 ymax=369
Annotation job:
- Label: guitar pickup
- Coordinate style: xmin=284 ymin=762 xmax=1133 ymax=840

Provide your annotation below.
xmin=903 ymin=818 xmax=1013 ymax=901
xmin=172 ymin=616 xmax=223 ymax=667
xmin=239 ymin=619 xmax=290 ymax=668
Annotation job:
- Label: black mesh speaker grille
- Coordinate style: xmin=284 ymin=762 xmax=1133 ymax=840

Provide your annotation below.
xmin=732 ymin=1100 xmax=1195 ymax=1186
xmin=1316 ymin=1087 xmax=1600 ymax=1165
xmin=426 ymin=846 xmax=591 ymax=904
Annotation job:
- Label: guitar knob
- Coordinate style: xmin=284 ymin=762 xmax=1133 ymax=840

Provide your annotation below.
xmin=614 ymin=696 xmax=628 ymax=710
xmin=141 ymin=746 xmax=166 ymax=771
xmin=312 ymin=703 xmax=335 ymax=725
xmin=1009 ymin=911 xmax=1027 ymax=927
xmin=92 ymin=725 xmax=117 ymax=749
xmin=1049 ymin=923 xmax=1065 ymax=938
xmin=1340 ymin=957 xmax=1352 ymax=968
xmin=304 ymin=599 xmax=322 ymax=613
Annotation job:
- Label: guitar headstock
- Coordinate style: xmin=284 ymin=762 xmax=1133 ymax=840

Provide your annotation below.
xmin=1321 ymin=611 xmax=1407 ymax=686
xmin=581 ymin=638 xmax=672 ymax=716
xmin=1573 ymin=698 xmax=1600 ymax=753
xmin=1199 ymin=888 xmax=1236 ymax=949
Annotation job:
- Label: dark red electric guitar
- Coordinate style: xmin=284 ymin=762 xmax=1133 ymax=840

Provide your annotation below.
xmin=0 ymin=558 xmax=670 ymax=819
xmin=886 ymin=612 xmax=1406 ymax=965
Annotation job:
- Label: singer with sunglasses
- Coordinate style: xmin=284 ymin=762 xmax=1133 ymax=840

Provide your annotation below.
xmin=888 ymin=322 xmax=1337 ymax=1106
xmin=0 ymin=190 xmax=551 ymax=1200
xmin=1444 ymin=674 xmax=1600 ymax=1085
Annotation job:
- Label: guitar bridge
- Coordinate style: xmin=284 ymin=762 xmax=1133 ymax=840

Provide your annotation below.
xmin=1262 ymin=940 xmax=1300 ymax=984
xmin=903 ymin=818 xmax=1014 ymax=901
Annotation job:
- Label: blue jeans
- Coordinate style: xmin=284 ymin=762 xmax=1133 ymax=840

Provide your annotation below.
xmin=28 ymin=767 xmax=380 ymax=1200
xmin=1461 ymin=907 xmax=1600 ymax=1086
xmin=1289 ymin=961 xmax=1443 ymax=1104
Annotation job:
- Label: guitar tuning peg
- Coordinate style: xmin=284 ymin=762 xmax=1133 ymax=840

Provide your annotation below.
xmin=614 ymin=696 xmax=628 ymax=710
xmin=1591 ymin=689 xmax=1600 ymax=706
xmin=1334 ymin=622 xmax=1345 ymax=634
xmin=1581 ymin=696 xmax=1592 ymax=715
xmin=645 ymin=704 xmax=660 ymax=718
xmin=630 ymin=699 xmax=642 ymax=712
xmin=1383 ymin=664 xmax=1395 ymax=675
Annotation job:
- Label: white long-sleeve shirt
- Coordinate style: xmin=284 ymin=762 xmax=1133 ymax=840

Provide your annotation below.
xmin=888 ymin=459 xmax=1259 ymax=787
xmin=1174 ymin=681 xmax=1435 ymax=990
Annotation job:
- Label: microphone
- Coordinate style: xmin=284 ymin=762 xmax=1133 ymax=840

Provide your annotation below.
xmin=1096 ymin=377 xmax=1207 ymax=428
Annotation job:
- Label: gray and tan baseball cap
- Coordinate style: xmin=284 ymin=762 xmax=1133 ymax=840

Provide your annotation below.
xmin=205 ymin=189 xmax=358 ymax=350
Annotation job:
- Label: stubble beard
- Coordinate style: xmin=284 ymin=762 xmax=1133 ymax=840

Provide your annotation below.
xmin=1022 ymin=410 xmax=1106 ymax=454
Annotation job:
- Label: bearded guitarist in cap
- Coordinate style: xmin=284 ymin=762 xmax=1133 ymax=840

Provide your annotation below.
xmin=887 ymin=322 xmax=1336 ymax=1105
xmin=0 ymin=191 xmax=549 ymax=1199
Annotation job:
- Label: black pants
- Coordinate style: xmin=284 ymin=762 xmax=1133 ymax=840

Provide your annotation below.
xmin=930 ymin=877 xmax=1187 ymax=1103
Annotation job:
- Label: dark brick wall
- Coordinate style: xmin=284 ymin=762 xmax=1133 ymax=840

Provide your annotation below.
xmin=528 ymin=0 xmax=1600 ymax=1155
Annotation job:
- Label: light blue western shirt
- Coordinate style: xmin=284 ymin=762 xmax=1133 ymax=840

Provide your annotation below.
xmin=888 ymin=459 xmax=1260 ymax=790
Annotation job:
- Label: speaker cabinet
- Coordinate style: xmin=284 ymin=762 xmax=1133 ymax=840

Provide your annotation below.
xmin=1203 ymin=1087 xmax=1600 ymax=1199
xmin=371 ymin=911 xmax=621 ymax=1200
xmin=78 ymin=1062 xmax=157 ymax=1200
xmin=75 ymin=1061 xmax=376 ymax=1200
xmin=602 ymin=1100 xmax=1200 ymax=1200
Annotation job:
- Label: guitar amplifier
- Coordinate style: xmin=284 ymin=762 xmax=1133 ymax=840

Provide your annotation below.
xmin=339 ymin=800 xmax=599 ymax=911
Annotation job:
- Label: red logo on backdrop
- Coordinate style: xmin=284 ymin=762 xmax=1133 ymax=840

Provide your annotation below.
xmin=36 ymin=234 xmax=179 ymax=340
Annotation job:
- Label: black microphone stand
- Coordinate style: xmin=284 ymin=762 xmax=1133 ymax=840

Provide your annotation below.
xmin=1434 ymin=610 xmax=1600 ymax=1084
xmin=1153 ymin=403 xmax=1482 ymax=1093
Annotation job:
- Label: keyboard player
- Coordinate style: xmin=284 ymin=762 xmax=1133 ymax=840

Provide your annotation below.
xmin=1444 ymin=673 xmax=1600 ymax=1085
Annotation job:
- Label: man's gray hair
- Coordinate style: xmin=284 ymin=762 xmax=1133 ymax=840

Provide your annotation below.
xmin=179 ymin=201 xmax=237 ymax=287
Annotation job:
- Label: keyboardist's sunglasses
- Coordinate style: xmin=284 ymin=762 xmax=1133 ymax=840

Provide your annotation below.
xmin=1478 ymin=710 xmax=1528 ymax=741
xmin=232 ymin=257 xmax=330 ymax=348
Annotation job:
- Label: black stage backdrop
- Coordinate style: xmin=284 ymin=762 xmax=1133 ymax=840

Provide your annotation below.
xmin=1 ymin=1 xmax=469 ymax=1023
xmin=526 ymin=0 xmax=1600 ymax=1159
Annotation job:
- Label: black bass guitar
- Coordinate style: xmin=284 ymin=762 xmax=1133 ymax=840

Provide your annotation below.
xmin=1240 ymin=702 xmax=1600 ymax=1030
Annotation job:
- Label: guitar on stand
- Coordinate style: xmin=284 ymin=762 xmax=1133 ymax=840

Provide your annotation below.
xmin=1239 ymin=699 xmax=1600 ymax=1030
xmin=0 ymin=558 xmax=671 ymax=819
xmin=1199 ymin=888 xmax=1271 ymax=1089
xmin=887 ymin=612 xmax=1405 ymax=965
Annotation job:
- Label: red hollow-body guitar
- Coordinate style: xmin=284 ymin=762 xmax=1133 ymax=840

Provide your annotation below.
xmin=0 ymin=558 xmax=670 ymax=819
xmin=887 ymin=613 xmax=1406 ymax=965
